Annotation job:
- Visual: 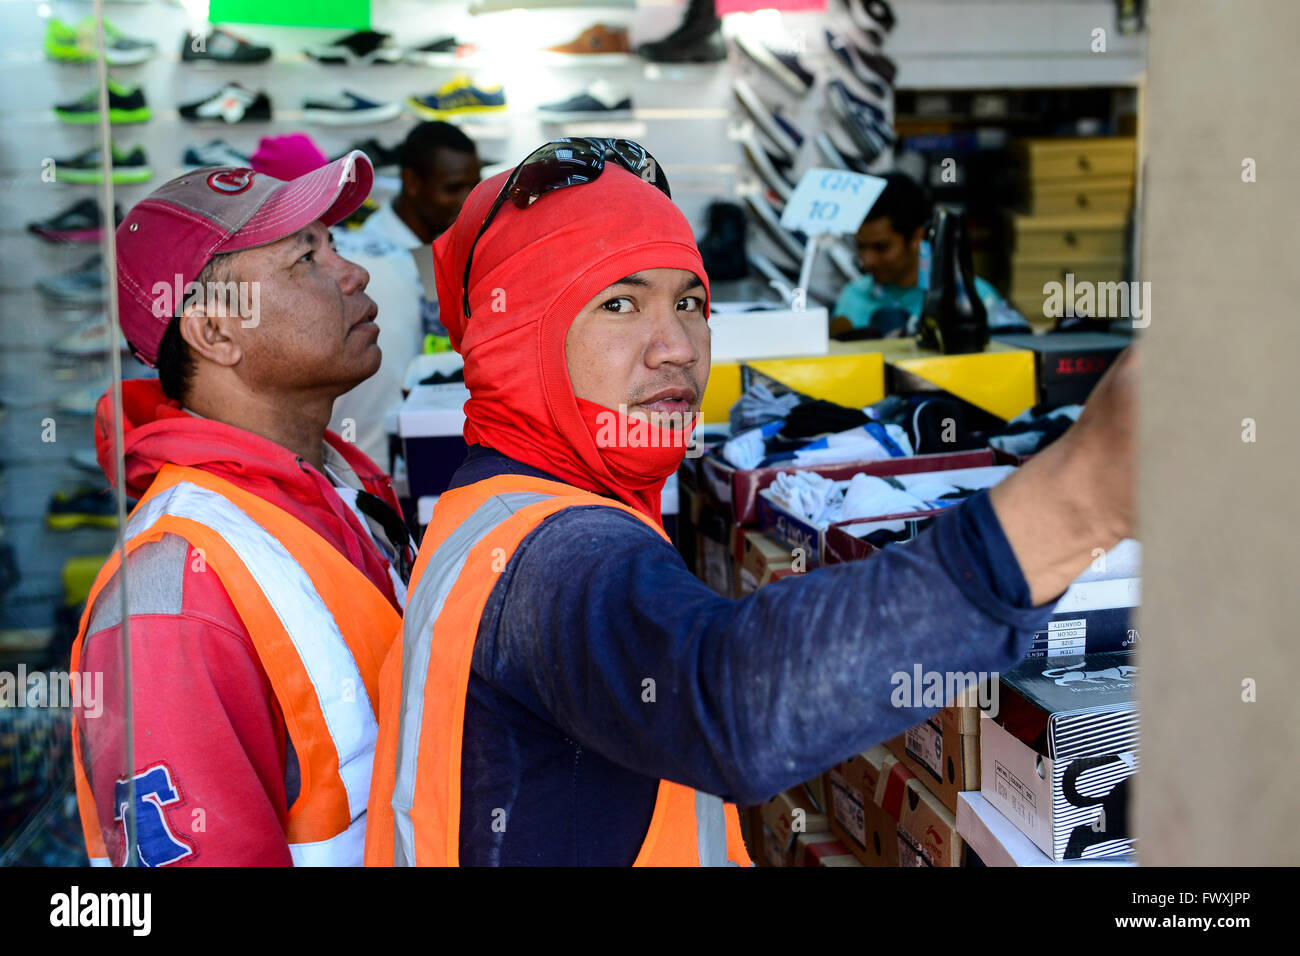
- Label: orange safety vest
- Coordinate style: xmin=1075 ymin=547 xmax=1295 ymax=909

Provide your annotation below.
xmin=71 ymin=464 xmax=400 ymax=866
xmin=365 ymin=474 xmax=753 ymax=866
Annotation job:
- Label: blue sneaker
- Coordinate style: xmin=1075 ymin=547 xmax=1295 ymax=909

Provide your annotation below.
xmin=406 ymin=74 xmax=505 ymax=119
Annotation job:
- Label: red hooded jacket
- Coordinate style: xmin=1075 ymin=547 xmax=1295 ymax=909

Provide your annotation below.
xmin=75 ymin=378 xmax=403 ymax=866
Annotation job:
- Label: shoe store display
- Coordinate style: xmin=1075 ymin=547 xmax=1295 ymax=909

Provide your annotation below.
xmin=181 ymin=27 xmax=273 ymax=64
xmin=740 ymin=131 xmax=796 ymax=202
xmin=744 ymin=192 xmax=807 ymax=263
xmin=303 ymin=91 xmax=403 ymax=126
xmin=306 ymin=30 xmax=403 ymax=65
xmin=735 ymin=28 xmax=816 ymax=96
xmin=50 ymin=317 xmax=132 ymax=358
xmin=732 ymin=79 xmax=802 ymax=161
xmin=45 ymin=488 xmax=118 ymax=531
xmin=845 ymin=0 xmax=896 ymax=36
xmin=52 ymin=143 xmax=151 ymax=185
xmin=45 ymin=18 xmax=156 ymax=65
xmin=339 ymin=139 xmax=403 ymax=171
xmin=637 ymin=0 xmax=725 ymax=63
xmin=36 ymin=256 xmax=106 ymax=306
xmin=53 ymin=79 xmax=150 ymax=125
xmin=815 ymin=131 xmax=871 ymax=174
xmin=548 ymin=23 xmax=631 ymax=55
xmin=406 ymin=75 xmax=506 ymax=120
xmin=826 ymin=29 xmax=893 ymax=102
xmin=404 ymin=36 xmax=470 ymax=64
xmin=827 ymin=80 xmax=891 ymax=165
xmin=539 ymin=79 xmax=633 ymax=120
xmin=183 ymin=139 xmax=251 ymax=170
xmin=26 ymin=199 xmax=123 ymax=244
xmin=179 ymin=84 xmax=273 ymax=124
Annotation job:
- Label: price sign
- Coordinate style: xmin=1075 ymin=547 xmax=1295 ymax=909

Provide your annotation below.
xmin=778 ymin=168 xmax=888 ymax=236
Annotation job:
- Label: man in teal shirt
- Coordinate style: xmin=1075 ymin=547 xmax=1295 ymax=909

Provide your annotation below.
xmin=833 ymin=173 xmax=1020 ymax=335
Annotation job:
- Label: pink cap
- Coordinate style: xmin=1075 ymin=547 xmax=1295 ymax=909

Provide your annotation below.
xmin=250 ymin=132 xmax=329 ymax=181
xmin=115 ymin=150 xmax=373 ymax=366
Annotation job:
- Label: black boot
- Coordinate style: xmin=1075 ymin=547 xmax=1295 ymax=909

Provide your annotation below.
xmin=638 ymin=0 xmax=725 ymax=63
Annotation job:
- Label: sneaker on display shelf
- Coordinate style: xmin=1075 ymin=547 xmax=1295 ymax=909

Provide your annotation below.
xmin=739 ymin=131 xmax=796 ymax=203
xmin=52 ymin=143 xmax=152 ymax=185
xmin=26 ymin=199 xmax=123 ymax=244
xmin=181 ymin=27 xmax=273 ymax=64
xmin=734 ymin=27 xmax=816 ymax=97
xmin=843 ymin=0 xmax=896 ymax=36
xmin=825 ymin=28 xmax=895 ymax=97
xmin=303 ymin=90 xmax=403 ymax=126
xmin=406 ymin=75 xmax=506 ymax=120
xmin=306 ymin=30 xmax=403 ymax=65
xmin=53 ymin=79 xmax=150 ymax=125
xmin=179 ymin=84 xmax=273 ymax=124
xmin=827 ymin=80 xmax=891 ymax=165
xmin=36 ymin=256 xmax=106 ymax=306
xmin=538 ymin=79 xmax=633 ymax=120
xmin=405 ymin=36 xmax=463 ymax=65
xmin=45 ymin=17 xmax=156 ymax=65
xmin=183 ymin=139 xmax=252 ymax=169
xmin=51 ymin=317 xmax=132 ymax=359
xmin=547 ymin=23 xmax=631 ymax=55
xmin=731 ymin=79 xmax=801 ymax=161
xmin=637 ymin=0 xmax=725 ymax=63
xmin=337 ymin=138 xmax=403 ymax=171
xmin=744 ymin=192 xmax=807 ymax=264
xmin=46 ymin=487 xmax=118 ymax=531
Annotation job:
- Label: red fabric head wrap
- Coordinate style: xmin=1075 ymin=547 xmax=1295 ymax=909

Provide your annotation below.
xmin=432 ymin=160 xmax=709 ymax=525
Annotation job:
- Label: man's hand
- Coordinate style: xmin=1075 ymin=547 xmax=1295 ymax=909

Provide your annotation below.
xmin=989 ymin=345 xmax=1140 ymax=606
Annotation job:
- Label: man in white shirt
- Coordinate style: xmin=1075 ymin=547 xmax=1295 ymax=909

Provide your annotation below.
xmin=331 ymin=123 xmax=481 ymax=467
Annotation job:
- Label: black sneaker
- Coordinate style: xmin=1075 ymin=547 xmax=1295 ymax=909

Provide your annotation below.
xmin=845 ymin=0 xmax=896 ymax=35
xmin=735 ymin=29 xmax=815 ymax=96
xmin=53 ymin=143 xmax=151 ymax=184
xmin=27 ymin=199 xmax=123 ymax=244
xmin=179 ymin=84 xmax=272 ymax=124
xmin=826 ymin=30 xmax=893 ymax=101
xmin=306 ymin=30 xmax=402 ymax=65
xmin=338 ymin=138 xmax=402 ymax=171
xmin=36 ymin=255 xmax=105 ymax=305
xmin=53 ymin=79 xmax=150 ymax=125
xmin=182 ymin=27 xmax=273 ymax=63
xmin=637 ymin=0 xmax=725 ymax=63
xmin=539 ymin=80 xmax=633 ymax=120
xmin=827 ymin=80 xmax=892 ymax=163
xmin=405 ymin=35 xmax=461 ymax=65
xmin=46 ymin=487 xmax=118 ymax=531
xmin=302 ymin=90 xmax=403 ymax=125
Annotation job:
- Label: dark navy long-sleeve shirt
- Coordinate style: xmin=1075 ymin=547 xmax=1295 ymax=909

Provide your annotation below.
xmin=452 ymin=444 xmax=1056 ymax=865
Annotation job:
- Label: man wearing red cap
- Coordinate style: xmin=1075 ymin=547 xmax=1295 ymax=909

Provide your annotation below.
xmin=364 ymin=139 xmax=1137 ymax=866
xmin=70 ymin=151 xmax=415 ymax=866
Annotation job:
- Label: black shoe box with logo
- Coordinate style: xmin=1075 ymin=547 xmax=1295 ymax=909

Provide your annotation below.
xmin=992 ymin=331 xmax=1131 ymax=407
xmin=980 ymin=651 xmax=1139 ymax=861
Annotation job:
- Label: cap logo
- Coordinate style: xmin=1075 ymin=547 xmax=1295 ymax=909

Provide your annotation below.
xmin=207 ymin=169 xmax=255 ymax=194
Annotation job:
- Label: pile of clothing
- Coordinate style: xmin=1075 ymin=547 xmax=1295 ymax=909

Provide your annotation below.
xmin=765 ymin=470 xmax=977 ymax=528
xmin=987 ymin=404 xmax=1082 ymax=457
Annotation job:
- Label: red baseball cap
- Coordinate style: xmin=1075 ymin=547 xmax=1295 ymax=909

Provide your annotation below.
xmin=114 ymin=149 xmax=374 ymax=366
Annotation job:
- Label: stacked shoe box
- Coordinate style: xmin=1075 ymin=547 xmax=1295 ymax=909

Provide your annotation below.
xmin=826 ymin=744 xmax=968 ymax=867
xmin=1008 ymin=137 xmax=1137 ymax=326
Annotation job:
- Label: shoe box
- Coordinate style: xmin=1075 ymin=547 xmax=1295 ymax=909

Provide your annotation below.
xmin=956 ymin=792 xmax=1135 ymax=867
xmin=883 ymin=686 xmax=983 ymax=816
xmin=979 ymin=651 xmax=1139 ymax=861
xmin=397 ymin=383 xmax=471 ymax=499
xmin=754 ymin=780 xmax=831 ymax=867
xmin=826 ymin=745 xmax=968 ymax=867
xmin=991 ymin=331 xmax=1131 ymax=407
xmin=756 ymin=460 xmax=1012 ymax=566
xmin=734 ymin=528 xmax=802 ymax=597
xmin=1008 ymin=137 xmax=1136 ymax=323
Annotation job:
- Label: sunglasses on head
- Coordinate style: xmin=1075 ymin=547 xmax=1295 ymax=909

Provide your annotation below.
xmin=461 ymin=138 xmax=671 ymax=320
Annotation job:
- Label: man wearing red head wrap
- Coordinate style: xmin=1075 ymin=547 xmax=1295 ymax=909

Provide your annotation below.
xmin=365 ymin=141 xmax=1138 ymax=866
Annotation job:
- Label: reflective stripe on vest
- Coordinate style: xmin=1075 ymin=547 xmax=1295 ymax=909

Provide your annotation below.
xmin=365 ymin=475 xmax=752 ymax=867
xmin=71 ymin=464 xmax=400 ymax=866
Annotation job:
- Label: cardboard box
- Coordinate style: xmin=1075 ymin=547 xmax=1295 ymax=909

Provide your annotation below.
xmin=398 ymin=384 xmax=471 ymax=499
xmin=1026 ymin=178 xmax=1134 ymax=217
xmin=794 ymin=833 xmax=854 ymax=867
xmin=1016 ymin=136 xmax=1137 ymax=182
xmin=734 ymin=529 xmax=801 ymax=596
xmin=709 ymin=305 xmax=829 ymax=362
xmin=1013 ymin=213 xmax=1128 ymax=260
xmin=992 ymin=332 xmax=1132 ymax=407
xmin=699 ymin=448 xmax=995 ymax=525
xmin=956 ymin=792 xmax=1135 ymax=867
xmin=759 ymin=785 xmax=831 ymax=866
xmin=886 ymin=689 xmax=983 ymax=815
xmin=826 ymin=750 xmax=899 ymax=867
xmin=980 ymin=651 xmax=1139 ymax=861
xmin=695 ymin=501 xmax=739 ymax=597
